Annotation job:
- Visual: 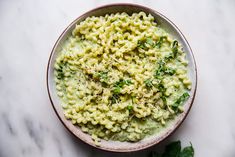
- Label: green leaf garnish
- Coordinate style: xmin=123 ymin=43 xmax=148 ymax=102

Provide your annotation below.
xmin=172 ymin=40 xmax=179 ymax=58
xmin=162 ymin=141 xmax=181 ymax=157
xmin=56 ymin=62 xmax=67 ymax=79
xmin=172 ymin=92 xmax=190 ymax=107
xmin=94 ymin=71 xmax=108 ymax=82
xmin=114 ymin=79 xmax=132 ymax=88
xmin=146 ymin=38 xmax=155 ymax=46
xmin=164 ymin=67 xmax=176 ymax=75
xmin=149 ymin=141 xmax=194 ymax=157
xmin=137 ymin=38 xmax=155 ymax=50
xmin=179 ymin=143 xmax=194 ymax=157
xmin=137 ymin=40 xmax=147 ymax=49
xmin=156 ymin=81 xmax=167 ymax=105
xmin=155 ymin=36 xmax=167 ymax=48
xmin=144 ymin=79 xmax=154 ymax=89
xmin=127 ymin=105 xmax=133 ymax=111
xmin=164 ymin=53 xmax=175 ymax=61
xmin=157 ymin=82 xmax=166 ymax=93
xmin=155 ymin=60 xmax=175 ymax=78
xmin=57 ymin=69 xmax=64 ymax=79
xmin=124 ymin=79 xmax=132 ymax=85
xmin=112 ymin=86 xmax=121 ymax=95
xmin=110 ymin=94 xmax=120 ymax=104
xmin=111 ymin=79 xmax=133 ymax=103
xmin=155 ymin=60 xmax=166 ymax=79
xmin=161 ymin=95 xmax=167 ymax=105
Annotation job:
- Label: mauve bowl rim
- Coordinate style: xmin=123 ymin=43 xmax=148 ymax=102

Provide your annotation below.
xmin=46 ymin=3 xmax=197 ymax=152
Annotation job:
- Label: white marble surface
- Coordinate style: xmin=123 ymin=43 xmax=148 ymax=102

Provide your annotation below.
xmin=0 ymin=0 xmax=235 ymax=156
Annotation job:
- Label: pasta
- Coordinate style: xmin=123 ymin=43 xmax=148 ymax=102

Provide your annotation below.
xmin=54 ymin=12 xmax=191 ymax=143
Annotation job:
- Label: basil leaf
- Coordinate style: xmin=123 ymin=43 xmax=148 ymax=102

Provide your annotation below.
xmin=172 ymin=92 xmax=190 ymax=107
xmin=111 ymin=79 xmax=133 ymax=103
xmin=56 ymin=62 xmax=67 ymax=79
xmin=157 ymin=82 xmax=166 ymax=93
xmin=138 ymin=38 xmax=155 ymax=50
xmin=124 ymin=79 xmax=132 ymax=85
xmin=155 ymin=81 xmax=167 ymax=105
xmin=162 ymin=141 xmax=181 ymax=157
xmin=113 ymin=86 xmax=121 ymax=94
xmin=144 ymin=79 xmax=153 ymax=89
xmin=99 ymin=71 xmax=108 ymax=80
xmin=146 ymin=38 xmax=155 ymax=46
xmin=137 ymin=40 xmax=147 ymax=49
xmin=172 ymin=40 xmax=179 ymax=57
xmin=179 ymin=143 xmax=194 ymax=157
xmin=164 ymin=67 xmax=176 ymax=75
xmin=57 ymin=69 xmax=64 ymax=79
xmin=156 ymin=36 xmax=167 ymax=48
xmin=110 ymin=94 xmax=120 ymax=104
xmin=114 ymin=79 xmax=132 ymax=88
xmin=164 ymin=53 xmax=174 ymax=61
xmin=155 ymin=60 xmax=175 ymax=78
xmin=95 ymin=71 xmax=108 ymax=83
xmin=155 ymin=68 xmax=164 ymax=79
xmin=147 ymin=141 xmax=194 ymax=157
xmin=161 ymin=95 xmax=167 ymax=105
xmin=127 ymin=105 xmax=133 ymax=111
xmin=155 ymin=60 xmax=166 ymax=79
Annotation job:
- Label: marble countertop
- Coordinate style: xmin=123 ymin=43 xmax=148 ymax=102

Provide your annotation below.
xmin=0 ymin=0 xmax=235 ymax=156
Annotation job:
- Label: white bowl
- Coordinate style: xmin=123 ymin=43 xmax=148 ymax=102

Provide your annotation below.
xmin=46 ymin=3 xmax=197 ymax=152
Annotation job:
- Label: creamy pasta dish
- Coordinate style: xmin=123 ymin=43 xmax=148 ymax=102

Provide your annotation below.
xmin=54 ymin=12 xmax=191 ymax=144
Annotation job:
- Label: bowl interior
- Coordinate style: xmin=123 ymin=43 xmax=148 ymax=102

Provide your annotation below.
xmin=47 ymin=4 xmax=197 ymax=152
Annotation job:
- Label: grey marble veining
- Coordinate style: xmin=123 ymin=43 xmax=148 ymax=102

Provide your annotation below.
xmin=0 ymin=0 xmax=235 ymax=156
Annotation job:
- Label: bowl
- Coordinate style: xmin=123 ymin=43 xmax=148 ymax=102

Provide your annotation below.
xmin=46 ymin=3 xmax=197 ymax=152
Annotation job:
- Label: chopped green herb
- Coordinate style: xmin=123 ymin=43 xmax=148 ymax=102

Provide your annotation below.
xmin=131 ymin=95 xmax=135 ymax=103
xmin=155 ymin=36 xmax=167 ymax=48
xmin=155 ymin=60 xmax=175 ymax=78
xmin=164 ymin=67 xmax=176 ymax=75
xmin=155 ymin=60 xmax=166 ymax=79
xmin=161 ymin=95 xmax=167 ymax=105
xmin=57 ymin=69 xmax=64 ymax=79
xmin=156 ymin=81 xmax=167 ymax=105
xmin=137 ymin=40 xmax=147 ymax=49
xmin=111 ymin=79 xmax=133 ymax=103
xmin=164 ymin=53 xmax=175 ymax=61
xmin=114 ymin=79 xmax=132 ymax=88
xmin=144 ymin=79 xmax=154 ymax=89
xmin=157 ymin=82 xmax=166 ymax=93
xmin=172 ymin=40 xmax=179 ymax=58
xmin=127 ymin=105 xmax=133 ymax=111
xmin=153 ymin=59 xmax=176 ymax=105
xmin=172 ymin=92 xmax=190 ymax=107
xmin=111 ymin=94 xmax=120 ymax=104
xmin=124 ymin=79 xmax=132 ymax=85
xmin=146 ymin=38 xmax=155 ymax=46
xmin=155 ymin=68 xmax=164 ymax=79
xmin=127 ymin=96 xmax=136 ymax=111
xmin=158 ymin=59 xmax=166 ymax=67
xmin=137 ymin=38 xmax=155 ymax=50
xmin=94 ymin=71 xmax=108 ymax=82
xmin=56 ymin=62 xmax=67 ymax=79
xmin=112 ymin=86 xmax=121 ymax=94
